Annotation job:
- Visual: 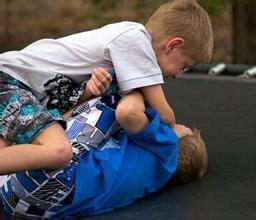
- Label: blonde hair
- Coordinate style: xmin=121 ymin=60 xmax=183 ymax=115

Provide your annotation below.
xmin=145 ymin=0 xmax=213 ymax=63
xmin=170 ymin=129 xmax=208 ymax=185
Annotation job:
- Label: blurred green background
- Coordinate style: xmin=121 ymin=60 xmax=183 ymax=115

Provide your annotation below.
xmin=0 ymin=0 xmax=255 ymax=64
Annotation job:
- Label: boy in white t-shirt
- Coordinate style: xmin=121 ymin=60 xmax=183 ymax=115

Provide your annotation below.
xmin=0 ymin=0 xmax=213 ymax=174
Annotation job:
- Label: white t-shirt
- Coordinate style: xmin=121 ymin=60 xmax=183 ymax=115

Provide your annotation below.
xmin=0 ymin=21 xmax=163 ymax=97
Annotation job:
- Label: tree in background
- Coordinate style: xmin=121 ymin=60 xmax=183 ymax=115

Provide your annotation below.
xmin=232 ymin=0 xmax=256 ymax=64
xmin=200 ymin=0 xmax=256 ymax=64
xmin=198 ymin=0 xmax=226 ymax=16
xmin=3 ymin=0 xmax=11 ymax=46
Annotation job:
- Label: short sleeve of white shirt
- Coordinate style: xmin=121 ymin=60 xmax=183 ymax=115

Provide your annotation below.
xmin=105 ymin=28 xmax=163 ymax=94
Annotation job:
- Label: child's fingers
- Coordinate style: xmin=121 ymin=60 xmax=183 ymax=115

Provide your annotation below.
xmin=97 ymin=67 xmax=112 ymax=82
xmin=88 ymin=80 xmax=101 ymax=96
xmin=89 ymin=67 xmax=113 ymax=96
xmin=86 ymin=79 xmax=100 ymax=96
xmin=174 ymin=124 xmax=192 ymax=138
xmin=94 ymin=68 xmax=112 ymax=84
xmin=186 ymin=127 xmax=193 ymax=135
xmin=91 ymin=73 xmax=106 ymax=93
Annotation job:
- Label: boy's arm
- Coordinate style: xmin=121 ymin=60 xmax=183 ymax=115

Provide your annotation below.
xmin=77 ymin=85 xmax=92 ymax=106
xmin=62 ymin=108 xmax=75 ymax=121
xmin=140 ymin=84 xmax=175 ymax=128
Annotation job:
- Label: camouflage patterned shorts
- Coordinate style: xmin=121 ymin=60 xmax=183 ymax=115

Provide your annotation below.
xmin=0 ymin=72 xmax=65 ymax=144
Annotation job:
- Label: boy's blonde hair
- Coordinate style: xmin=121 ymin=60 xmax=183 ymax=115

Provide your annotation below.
xmin=145 ymin=0 xmax=213 ymax=63
xmin=170 ymin=129 xmax=208 ymax=185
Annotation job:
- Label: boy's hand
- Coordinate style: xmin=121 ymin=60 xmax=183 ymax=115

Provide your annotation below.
xmin=86 ymin=68 xmax=112 ymax=96
xmin=173 ymin=124 xmax=193 ymax=139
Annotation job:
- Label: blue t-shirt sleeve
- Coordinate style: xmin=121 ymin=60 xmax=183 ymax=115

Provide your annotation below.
xmin=126 ymin=108 xmax=178 ymax=161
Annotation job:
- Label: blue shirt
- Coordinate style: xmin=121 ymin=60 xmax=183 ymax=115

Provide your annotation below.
xmin=55 ymin=108 xmax=178 ymax=218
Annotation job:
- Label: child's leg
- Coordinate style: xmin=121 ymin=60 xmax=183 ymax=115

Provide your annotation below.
xmin=115 ymin=91 xmax=148 ymax=132
xmin=0 ymin=123 xmax=72 ymax=174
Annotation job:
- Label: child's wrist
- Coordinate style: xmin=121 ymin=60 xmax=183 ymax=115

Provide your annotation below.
xmin=78 ymin=86 xmax=92 ymax=104
xmin=85 ymin=85 xmax=92 ymax=97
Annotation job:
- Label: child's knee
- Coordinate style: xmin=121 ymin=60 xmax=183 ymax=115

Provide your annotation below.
xmin=115 ymin=102 xmax=141 ymax=126
xmin=51 ymin=140 xmax=73 ymax=168
xmin=41 ymin=140 xmax=73 ymax=169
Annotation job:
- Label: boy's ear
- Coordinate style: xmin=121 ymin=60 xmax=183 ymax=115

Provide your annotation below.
xmin=165 ymin=37 xmax=185 ymax=54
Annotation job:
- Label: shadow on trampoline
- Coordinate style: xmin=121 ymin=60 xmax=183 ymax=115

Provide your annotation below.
xmin=0 ymin=74 xmax=255 ymax=220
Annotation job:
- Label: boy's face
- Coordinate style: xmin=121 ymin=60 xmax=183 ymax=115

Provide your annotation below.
xmin=155 ymin=37 xmax=194 ymax=79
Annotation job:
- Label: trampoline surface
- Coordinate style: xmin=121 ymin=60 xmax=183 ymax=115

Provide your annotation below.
xmin=0 ymin=74 xmax=255 ymax=220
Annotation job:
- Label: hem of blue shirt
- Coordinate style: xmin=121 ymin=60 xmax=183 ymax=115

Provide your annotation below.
xmin=127 ymin=108 xmax=179 ymax=147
